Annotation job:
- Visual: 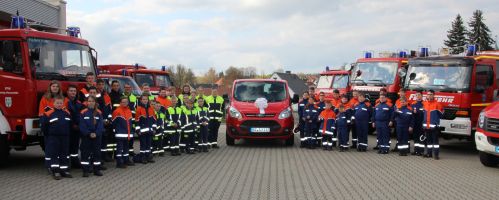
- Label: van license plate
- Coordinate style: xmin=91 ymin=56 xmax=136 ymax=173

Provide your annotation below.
xmin=251 ymin=128 xmax=270 ymax=133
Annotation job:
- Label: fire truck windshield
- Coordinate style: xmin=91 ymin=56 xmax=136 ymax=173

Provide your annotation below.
xmin=28 ymin=38 xmax=94 ymax=79
xmin=405 ymin=65 xmax=471 ymax=92
xmin=333 ymin=75 xmax=349 ymax=88
xmin=352 ymin=62 xmax=397 ymax=85
xmin=134 ymin=73 xmax=154 ymax=87
xmin=317 ymin=75 xmax=333 ymax=88
xmin=156 ymin=74 xmax=172 ymax=87
xmin=234 ymin=81 xmax=287 ymax=102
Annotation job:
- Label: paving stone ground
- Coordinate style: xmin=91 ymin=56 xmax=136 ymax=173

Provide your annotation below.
xmin=1 ymin=124 xmax=499 ymax=200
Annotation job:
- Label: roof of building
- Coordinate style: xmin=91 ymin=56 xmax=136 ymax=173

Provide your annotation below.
xmin=272 ymin=72 xmax=308 ymax=95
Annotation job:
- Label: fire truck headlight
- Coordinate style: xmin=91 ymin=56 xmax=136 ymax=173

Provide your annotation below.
xmin=278 ymin=107 xmax=292 ymax=119
xmin=229 ymin=106 xmax=242 ymax=120
xmin=478 ymin=111 xmax=485 ymax=129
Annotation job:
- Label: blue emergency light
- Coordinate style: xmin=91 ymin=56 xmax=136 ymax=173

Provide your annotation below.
xmin=161 ymin=66 xmax=166 ymax=71
xmin=135 ymin=63 xmax=139 ymax=69
xmin=365 ymin=52 xmax=372 ymax=58
xmin=122 ymin=69 xmax=127 ymax=76
xmin=399 ymin=51 xmax=407 ymax=58
xmin=67 ymin=27 xmax=81 ymax=37
xmin=420 ymin=48 xmax=429 ymax=57
xmin=326 ymin=66 xmax=330 ymax=71
xmin=466 ymin=45 xmax=476 ymax=56
xmin=11 ymin=16 xmax=26 ymax=29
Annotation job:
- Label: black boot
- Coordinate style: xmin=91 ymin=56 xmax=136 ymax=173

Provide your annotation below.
xmin=213 ymin=144 xmax=219 ymax=149
xmin=147 ymin=155 xmax=155 ymax=163
xmin=203 ymin=146 xmax=209 ymax=152
xmin=93 ymin=170 xmax=103 ymax=176
xmin=53 ymin=172 xmax=62 ymax=180
xmin=61 ymin=171 xmax=73 ymax=178
xmin=82 ymin=171 xmax=90 ymax=177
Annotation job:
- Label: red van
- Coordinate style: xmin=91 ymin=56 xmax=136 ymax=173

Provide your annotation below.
xmin=225 ymin=79 xmax=299 ymax=146
xmin=475 ymin=101 xmax=499 ymax=167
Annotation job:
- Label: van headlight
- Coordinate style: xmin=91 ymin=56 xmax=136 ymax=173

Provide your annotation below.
xmin=229 ymin=106 xmax=242 ymax=120
xmin=278 ymin=107 xmax=292 ymax=119
xmin=478 ymin=111 xmax=485 ymax=129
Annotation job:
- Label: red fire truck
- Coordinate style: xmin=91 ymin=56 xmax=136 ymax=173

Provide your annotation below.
xmin=350 ymin=52 xmax=409 ymax=103
xmin=0 ymin=17 xmax=97 ymax=164
xmin=315 ymin=67 xmax=351 ymax=99
xmin=475 ymin=101 xmax=499 ymax=167
xmin=98 ymin=64 xmax=173 ymax=95
xmin=405 ymin=50 xmax=498 ymax=140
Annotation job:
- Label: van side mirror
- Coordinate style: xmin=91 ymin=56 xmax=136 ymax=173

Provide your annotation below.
xmin=356 ymin=70 xmax=362 ymax=77
xmin=291 ymin=94 xmax=300 ymax=104
xmin=409 ymin=73 xmax=416 ymax=81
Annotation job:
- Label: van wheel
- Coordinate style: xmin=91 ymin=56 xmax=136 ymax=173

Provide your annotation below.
xmin=0 ymin=135 xmax=10 ymax=166
xmin=479 ymin=151 xmax=499 ymax=167
xmin=285 ymin=136 xmax=294 ymax=146
xmin=226 ymin=132 xmax=235 ymax=146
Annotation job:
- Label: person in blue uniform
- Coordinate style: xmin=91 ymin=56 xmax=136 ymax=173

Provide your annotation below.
xmin=297 ymin=92 xmax=310 ymax=148
xmin=319 ymin=101 xmax=336 ymax=151
xmin=41 ymin=95 xmax=72 ymax=180
xmin=196 ymin=98 xmax=210 ymax=152
xmin=411 ymin=91 xmax=425 ymax=156
xmin=392 ymin=97 xmax=414 ymax=156
xmin=151 ymin=100 xmax=166 ymax=157
xmin=372 ymin=94 xmax=393 ymax=154
xmin=353 ymin=93 xmax=372 ymax=152
xmin=181 ymin=100 xmax=199 ymax=154
xmin=66 ymin=85 xmax=83 ymax=169
xmin=303 ymin=97 xmax=319 ymax=149
xmin=422 ymin=90 xmax=443 ymax=160
xmin=79 ymin=96 xmax=105 ymax=177
xmin=135 ymin=95 xmax=157 ymax=164
xmin=336 ymin=105 xmax=351 ymax=152
xmin=112 ymin=97 xmax=134 ymax=168
xmin=166 ymin=97 xmax=183 ymax=156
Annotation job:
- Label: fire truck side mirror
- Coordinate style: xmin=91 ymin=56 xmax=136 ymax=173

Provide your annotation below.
xmin=398 ymin=68 xmax=407 ymax=77
xmin=409 ymin=73 xmax=416 ymax=81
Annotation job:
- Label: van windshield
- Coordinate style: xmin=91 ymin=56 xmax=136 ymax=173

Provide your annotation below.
xmin=234 ymin=81 xmax=287 ymax=102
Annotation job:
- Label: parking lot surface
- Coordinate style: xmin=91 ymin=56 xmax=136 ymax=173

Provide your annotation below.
xmin=1 ymin=125 xmax=499 ymax=200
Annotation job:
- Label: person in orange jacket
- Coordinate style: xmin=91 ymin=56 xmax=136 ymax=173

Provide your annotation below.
xmin=422 ymin=90 xmax=443 ymax=160
xmin=319 ymin=101 xmax=336 ymax=150
xmin=112 ymin=97 xmax=134 ymax=168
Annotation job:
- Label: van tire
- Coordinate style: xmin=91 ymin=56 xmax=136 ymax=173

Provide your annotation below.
xmin=0 ymin=135 xmax=10 ymax=166
xmin=479 ymin=151 xmax=499 ymax=167
xmin=285 ymin=136 xmax=294 ymax=146
xmin=226 ymin=132 xmax=235 ymax=146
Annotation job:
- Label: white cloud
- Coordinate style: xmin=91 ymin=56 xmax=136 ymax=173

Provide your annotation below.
xmin=67 ymin=0 xmax=499 ymax=75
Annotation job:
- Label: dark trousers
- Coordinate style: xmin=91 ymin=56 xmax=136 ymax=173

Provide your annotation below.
xmin=69 ymin=129 xmax=80 ymax=165
xmin=169 ymin=131 xmax=180 ymax=151
xmin=80 ymin=136 xmax=102 ymax=172
xmin=152 ymin=132 xmax=163 ymax=155
xmin=46 ymin=135 xmax=69 ymax=172
xmin=299 ymin=120 xmax=305 ymax=145
xmin=163 ymin=133 xmax=171 ymax=151
xmin=351 ymin=125 xmax=358 ymax=147
xmin=396 ymin=126 xmax=410 ymax=154
xmin=321 ymin=131 xmax=334 ymax=147
xmin=425 ymin=128 xmax=440 ymax=156
xmin=199 ymin=125 xmax=209 ymax=147
xmin=304 ymin=122 xmax=316 ymax=146
xmin=208 ymin=120 xmax=221 ymax=146
xmin=376 ymin=121 xmax=390 ymax=151
xmin=115 ymin=139 xmax=130 ymax=165
xmin=338 ymin=126 xmax=349 ymax=148
xmin=412 ymin=125 xmax=424 ymax=154
xmin=356 ymin=121 xmax=369 ymax=150
xmin=139 ymin=133 xmax=152 ymax=160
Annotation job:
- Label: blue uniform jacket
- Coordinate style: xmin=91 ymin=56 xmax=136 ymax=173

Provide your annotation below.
xmin=392 ymin=106 xmax=414 ymax=128
xmin=353 ymin=101 xmax=372 ymax=123
xmin=316 ymin=101 xmax=326 ymax=114
xmin=297 ymin=99 xmax=308 ymax=120
xmin=41 ymin=108 xmax=71 ymax=136
xmin=422 ymin=100 xmax=443 ymax=129
xmin=335 ymin=112 xmax=350 ymax=129
xmin=411 ymin=101 xmax=424 ymax=126
xmin=303 ymin=104 xmax=319 ymax=126
xmin=79 ymin=108 xmax=105 ymax=137
xmin=373 ymin=102 xmax=393 ymax=122
xmin=67 ymin=97 xmax=83 ymax=126
xmin=136 ymin=103 xmax=157 ymax=134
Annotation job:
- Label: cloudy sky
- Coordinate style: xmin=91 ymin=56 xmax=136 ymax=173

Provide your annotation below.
xmin=67 ymin=0 xmax=499 ymax=75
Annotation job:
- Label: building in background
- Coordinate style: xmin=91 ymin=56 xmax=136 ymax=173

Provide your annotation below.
xmin=270 ymin=71 xmax=308 ymax=97
xmin=0 ymin=0 xmax=66 ymax=33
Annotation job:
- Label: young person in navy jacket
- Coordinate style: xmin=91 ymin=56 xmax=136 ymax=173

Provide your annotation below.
xmin=79 ymin=96 xmax=105 ymax=177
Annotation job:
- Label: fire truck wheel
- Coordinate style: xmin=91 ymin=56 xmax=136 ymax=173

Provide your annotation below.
xmin=0 ymin=135 xmax=10 ymax=166
xmin=226 ymin=132 xmax=235 ymax=146
xmin=285 ymin=136 xmax=294 ymax=146
xmin=479 ymin=151 xmax=499 ymax=167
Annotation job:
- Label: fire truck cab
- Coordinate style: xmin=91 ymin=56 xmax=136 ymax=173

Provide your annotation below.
xmin=0 ymin=18 xmax=97 ymax=164
xmin=350 ymin=52 xmax=409 ymax=103
xmin=98 ymin=64 xmax=173 ymax=95
xmin=405 ymin=50 xmax=498 ymax=139
xmin=315 ymin=67 xmax=351 ymax=99
xmin=475 ymin=101 xmax=499 ymax=167
xmin=225 ymin=79 xmax=299 ymax=146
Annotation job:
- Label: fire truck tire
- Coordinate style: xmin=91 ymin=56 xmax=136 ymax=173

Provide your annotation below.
xmin=479 ymin=151 xmax=499 ymax=167
xmin=226 ymin=131 xmax=235 ymax=146
xmin=0 ymin=135 xmax=10 ymax=166
xmin=285 ymin=135 xmax=294 ymax=146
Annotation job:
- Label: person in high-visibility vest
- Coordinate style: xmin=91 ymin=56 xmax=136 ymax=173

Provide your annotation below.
xmin=151 ymin=100 xmax=166 ymax=157
xmin=141 ymin=83 xmax=156 ymax=101
xmin=196 ymin=98 xmax=210 ymax=152
xmin=166 ymin=97 xmax=182 ymax=156
xmin=180 ymin=99 xmax=198 ymax=154
xmin=177 ymin=85 xmax=191 ymax=106
xmin=205 ymin=88 xmax=225 ymax=148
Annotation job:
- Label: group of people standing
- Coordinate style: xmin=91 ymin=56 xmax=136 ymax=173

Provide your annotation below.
xmin=39 ymin=73 xmax=225 ymax=180
xmin=298 ymin=87 xmax=443 ymax=159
